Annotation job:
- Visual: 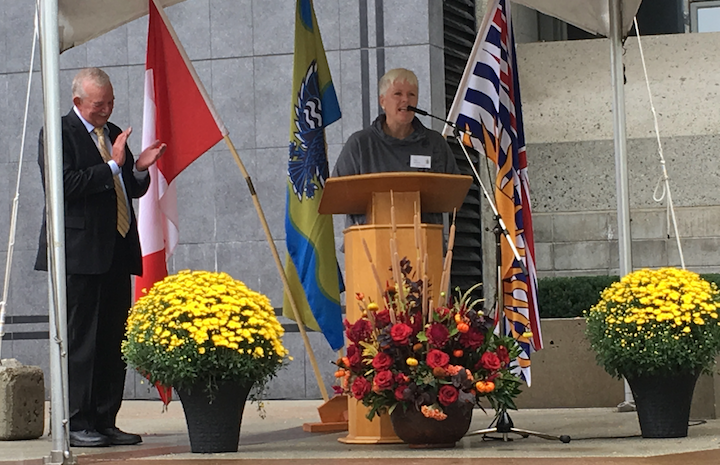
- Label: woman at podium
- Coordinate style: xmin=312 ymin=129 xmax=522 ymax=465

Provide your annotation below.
xmin=332 ymin=68 xmax=460 ymax=226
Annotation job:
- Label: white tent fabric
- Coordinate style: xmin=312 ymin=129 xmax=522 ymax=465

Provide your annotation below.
xmin=58 ymin=0 xmax=187 ymax=52
xmin=512 ymin=0 xmax=643 ymax=37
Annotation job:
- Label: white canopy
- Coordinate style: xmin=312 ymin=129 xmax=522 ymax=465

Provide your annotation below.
xmin=512 ymin=0 xmax=643 ymax=37
xmin=58 ymin=0 xmax=187 ymax=52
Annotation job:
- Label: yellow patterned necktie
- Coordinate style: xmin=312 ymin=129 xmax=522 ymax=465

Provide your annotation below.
xmin=94 ymin=127 xmax=130 ymax=237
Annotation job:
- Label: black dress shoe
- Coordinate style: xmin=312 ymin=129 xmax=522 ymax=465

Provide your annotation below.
xmin=98 ymin=427 xmax=142 ymax=445
xmin=69 ymin=430 xmax=111 ymax=447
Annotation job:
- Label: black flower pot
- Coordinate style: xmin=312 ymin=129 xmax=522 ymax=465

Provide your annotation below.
xmin=390 ymin=401 xmax=474 ymax=448
xmin=626 ymin=371 xmax=699 ymax=438
xmin=177 ymin=380 xmax=253 ymax=453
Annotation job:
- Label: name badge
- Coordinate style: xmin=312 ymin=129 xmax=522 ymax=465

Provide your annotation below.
xmin=410 ymin=155 xmax=431 ymax=169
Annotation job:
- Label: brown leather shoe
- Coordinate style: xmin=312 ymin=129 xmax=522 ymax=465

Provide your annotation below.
xmin=98 ymin=427 xmax=142 ymax=445
xmin=69 ymin=430 xmax=111 ymax=447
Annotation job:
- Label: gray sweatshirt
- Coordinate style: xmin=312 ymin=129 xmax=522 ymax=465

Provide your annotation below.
xmin=332 ymin=114 xmax=461 ymax=226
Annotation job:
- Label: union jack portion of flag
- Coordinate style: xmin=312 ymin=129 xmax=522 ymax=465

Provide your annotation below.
xmin=444 ymin=0 xmax=542 ymax=385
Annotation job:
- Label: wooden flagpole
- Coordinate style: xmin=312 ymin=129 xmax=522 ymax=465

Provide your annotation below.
xmin=223 ymin=135 xmax=329 ymax=402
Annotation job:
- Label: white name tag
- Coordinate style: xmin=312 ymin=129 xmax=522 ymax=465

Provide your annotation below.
xmin=410 ymin=155 xmax=431 ymax=169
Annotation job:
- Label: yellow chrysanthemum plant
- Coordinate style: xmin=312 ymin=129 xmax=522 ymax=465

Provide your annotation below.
xmin=122 ymin=270 xmax=289 ymax=396
xmin=585 ymin=267 xmax=720 ymax=379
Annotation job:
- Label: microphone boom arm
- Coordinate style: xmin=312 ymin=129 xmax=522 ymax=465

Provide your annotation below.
xmin=408 ymin=105 xmax=528 ymax=277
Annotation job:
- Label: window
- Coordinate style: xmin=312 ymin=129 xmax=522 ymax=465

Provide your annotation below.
xmin=691 ymin=1 xmax=720 ymax=32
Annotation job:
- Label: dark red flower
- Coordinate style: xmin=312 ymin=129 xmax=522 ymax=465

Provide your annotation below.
xmin=438 ymin=385 xmax=459 ymax=406
xmin=496 ymin=345 xmax=510 ymax=366
xmin=373 ymin=370 xmax=395 ymax=390
xmin=394 ymin=372 xmax=410 ymax=384
xmin=351 ymin=376 xmax=371 ymax=399
xmin=481 ymin=351 xmax=501 ymax=371
xmin=395 ymin=384 xmax=409 ymax=401
xmin=426 ymin=349 xmax=450 ymax=369
xmin=459 ymin=326 xmax=485 ymax=349
xmin=345 ymin=318 xmax=373 ymax=343
xmin=390 ymin=323 xmax=413 ymax=345
xmin=426 ymin=323 xmax=450 ymax=348
xmin=346 ymin=344 xmax=362 ymax=370
xmin=372 ymin=352 xmax=393 ymax=371
xmin=436 ymin=307 xmax=451 ymax=317
xmin=375 ymin=309 xmax=391 ymax=327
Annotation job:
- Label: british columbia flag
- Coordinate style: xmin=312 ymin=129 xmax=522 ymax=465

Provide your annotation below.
xmin=444 ymin=0 xmax=542 ymax=385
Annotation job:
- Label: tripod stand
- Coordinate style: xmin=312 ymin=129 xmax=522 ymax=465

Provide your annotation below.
xmin=465 ymin=217 xmax=570 ymax=443
xmin=408 ymin=105 xmax=571 ymax=444
xmin=468 ymin=407 xmax=571 ymax=443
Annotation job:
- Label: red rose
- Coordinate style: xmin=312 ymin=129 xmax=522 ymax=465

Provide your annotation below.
xmin=426 ymin=349 xmax=450 ymax=369
xmin=351 ymin=376 xmax=371 ymax=399
xmin=373 ymin=370 xmax=395 ymax=390
xmin=496 ymin=345 xmax=510 ymax=366
xmin=375 ymin=309 xmax=391 ymax=327
xmin=390 ymin=323 xmax=413 ymax=345
xmin=372 ymin=352 xmax=393 ymax=371
xmin=481 ymin=351 xmax=501 ymax=371
xmin=347 ymin=344 xmax=362 ymax=369
xmin=459 ymin=327 xmax=485 ymax=349
xmin=438 ymin=385 xmax=459 ymax=406
xmin=426 ymin=323 xmax=450 ymax=348
xmin=394 ymin=384 xmax=409 ymax=401
xmin=345 ymin=318 xmax=373 ymax=343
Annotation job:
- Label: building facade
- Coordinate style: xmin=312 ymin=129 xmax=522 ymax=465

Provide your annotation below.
xmin=1 ymin=0 xmax=718 ymax=401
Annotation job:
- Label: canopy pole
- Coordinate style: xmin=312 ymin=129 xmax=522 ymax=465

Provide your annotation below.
xmin=39 ymin=0 xmax=75 ymax=463
xmin=609 ymin=0 xmax=634 ymax=409
xmin=222 ymin=135 xmax=329 ymax=402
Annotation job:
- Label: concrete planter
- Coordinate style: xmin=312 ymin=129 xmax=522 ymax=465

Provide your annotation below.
xmin=513 ymin=318 xmax=720 ymax=420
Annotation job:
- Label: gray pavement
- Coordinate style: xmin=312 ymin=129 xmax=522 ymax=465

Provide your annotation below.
xmin=2 ymin=400 xmax=720 ymax=464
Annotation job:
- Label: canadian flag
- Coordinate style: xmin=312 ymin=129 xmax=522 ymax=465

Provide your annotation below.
xmin=135 ymin=0 xmax=227 ymax=301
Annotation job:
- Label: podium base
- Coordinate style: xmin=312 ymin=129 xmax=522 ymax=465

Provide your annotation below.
xmin=339 ymin=402 xmax=402 ymax=444
xmin=338 ymin=434 xmax=403 ymax=444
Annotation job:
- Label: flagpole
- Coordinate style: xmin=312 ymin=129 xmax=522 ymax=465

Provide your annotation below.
xmin=223 ymin=135 xmax=329 ymax=402
xmin=609 ymin=0 xmax=636 ymax=410
xmin=38 ymin=0 xmax=74 ymax=463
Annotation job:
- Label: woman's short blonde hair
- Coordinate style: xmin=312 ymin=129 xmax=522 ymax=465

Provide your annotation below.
xmin=378 ymin=68 xmax=418 ymax=97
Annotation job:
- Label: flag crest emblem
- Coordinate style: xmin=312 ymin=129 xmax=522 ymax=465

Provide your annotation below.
xmin=289 ymin=61 xmax=329 ymax=201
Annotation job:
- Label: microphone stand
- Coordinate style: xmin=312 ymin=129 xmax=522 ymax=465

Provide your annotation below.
xmin=410 ymin=106 xmax=570 ymax=444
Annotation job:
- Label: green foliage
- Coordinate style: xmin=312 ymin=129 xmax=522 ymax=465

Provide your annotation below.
xmin=538 ymin=276 xmax=619 ymax=318
xmin=537 ymin=273 xmax=720 ymax=319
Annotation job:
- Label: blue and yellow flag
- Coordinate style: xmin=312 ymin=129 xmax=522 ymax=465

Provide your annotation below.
xmin=283 ymin=0 xmax=344 ymax=351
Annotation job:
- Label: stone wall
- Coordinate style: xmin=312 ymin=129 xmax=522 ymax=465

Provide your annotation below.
xmin=0 ymin=0 xmax=448 ymax=401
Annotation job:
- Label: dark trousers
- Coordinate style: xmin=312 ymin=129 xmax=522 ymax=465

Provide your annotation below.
xmin=66 ymin=234 xmax=131 ymax=431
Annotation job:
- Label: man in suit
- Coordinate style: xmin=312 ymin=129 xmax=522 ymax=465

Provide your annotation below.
xmin=35 ymin=67 xmax=166 ymax=447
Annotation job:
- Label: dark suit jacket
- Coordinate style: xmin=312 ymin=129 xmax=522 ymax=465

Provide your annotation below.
xmin=35 ymin=110 xmax=150 ymax=276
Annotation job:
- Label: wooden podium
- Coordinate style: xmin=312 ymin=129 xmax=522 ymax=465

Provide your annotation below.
xmin=319 ymin=172 xmax=472 ymax=444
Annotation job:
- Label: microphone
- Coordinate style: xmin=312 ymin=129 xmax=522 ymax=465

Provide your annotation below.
xmin=407 ymin=105 xmax=475 ymax=139
xmin=406 ymin=105 xmax=428 ymax=116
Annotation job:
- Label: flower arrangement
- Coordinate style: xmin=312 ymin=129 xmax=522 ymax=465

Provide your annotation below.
xmin=122 ymin=270 xmax=289 ymax=394
xmin=585 ymin=267 xmax=720 ymax=379
xmin=335 ymin=257 xmax=522 ymax=421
